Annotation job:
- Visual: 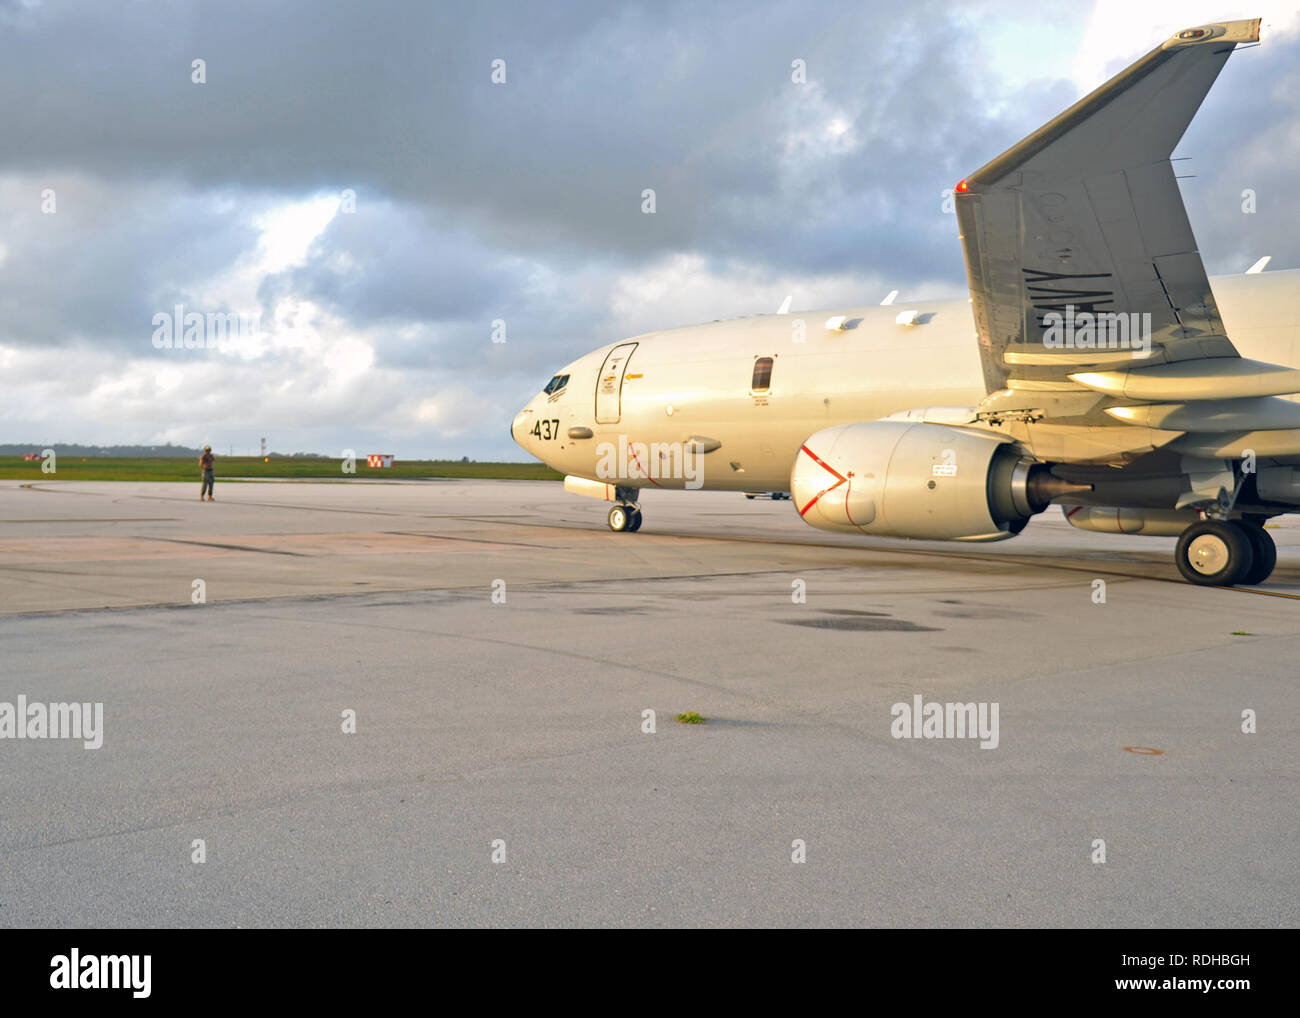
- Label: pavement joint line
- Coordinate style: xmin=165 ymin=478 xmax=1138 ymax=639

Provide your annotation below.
xmin=0 ymin=571 xmax=859 ymax=619
xmin=143 ymin=536 xmax=310 ymax=557
xmin=128 ymin=493 xmax=411 ymax=516
xmin=2 ymin=561 xmax=1293 ymax=620
xmin=386 ymin=529 xmax=552 ymax=550
xmin=0 ymin=518 xmax=181 ymax=523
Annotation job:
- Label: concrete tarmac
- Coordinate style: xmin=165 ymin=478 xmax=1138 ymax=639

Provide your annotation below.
xmin=0 ymin=479 xmax=1297 ymax=927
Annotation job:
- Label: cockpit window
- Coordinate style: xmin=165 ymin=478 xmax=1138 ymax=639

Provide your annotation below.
xmin=543 ymin=373 xmax=570 ymax=395
xmin=751 ymin=357 xmax=773 ymax=392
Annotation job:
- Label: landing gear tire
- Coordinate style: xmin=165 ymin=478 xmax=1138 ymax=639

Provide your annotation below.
xmin=1237 ymin=521 xmax=1277 ymax=586
xmin=608 ymin=505 xmax=631 ymax=532
xmin=627 ymin=508 xmax=643 ymax=532
xmin=1175 ymin=520 xmax=1254 ymax=587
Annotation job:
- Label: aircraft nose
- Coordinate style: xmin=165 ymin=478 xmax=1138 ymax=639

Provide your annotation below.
xmin=510 ymin=405 xmax=532 ymax=449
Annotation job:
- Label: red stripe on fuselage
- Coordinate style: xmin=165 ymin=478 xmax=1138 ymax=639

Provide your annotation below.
xmin=627 ymin=444 xmax=663 ymax=488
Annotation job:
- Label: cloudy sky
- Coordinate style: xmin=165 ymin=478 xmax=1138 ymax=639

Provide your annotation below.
xmin=2 ymin=0 xmax=1297 ymax=459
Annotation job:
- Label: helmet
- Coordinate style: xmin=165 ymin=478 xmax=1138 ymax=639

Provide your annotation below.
xmin=203 ymin=445 xmax=212 ymax=451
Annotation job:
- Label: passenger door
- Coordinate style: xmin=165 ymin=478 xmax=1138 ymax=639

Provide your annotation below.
xmin=595 ymin=342 xmax=638 ymax=424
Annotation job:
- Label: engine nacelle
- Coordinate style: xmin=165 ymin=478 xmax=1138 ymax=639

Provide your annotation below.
xmin=791 ymin=421 xmax=1084 ymax=542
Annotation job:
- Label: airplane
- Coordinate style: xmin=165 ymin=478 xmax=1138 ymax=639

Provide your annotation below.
xmin=513 ymin=17 xmax=1300 ymax=588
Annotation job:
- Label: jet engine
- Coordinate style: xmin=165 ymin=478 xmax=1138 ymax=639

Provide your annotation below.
xmin=791 ymin=421 xmax=1088 ymax=541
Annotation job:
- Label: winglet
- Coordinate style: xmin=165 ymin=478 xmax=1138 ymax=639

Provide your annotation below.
xmin=1161 ymin=18 xmax=1260 ymax=50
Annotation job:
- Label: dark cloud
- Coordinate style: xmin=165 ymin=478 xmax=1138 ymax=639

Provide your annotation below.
xmin=0 ymin=0 xmax=1086 ymax=268
xmin=262 ymin=202 xmax=527 ymax=326
xmin=0 ymin=179 xmax=258 ymax=349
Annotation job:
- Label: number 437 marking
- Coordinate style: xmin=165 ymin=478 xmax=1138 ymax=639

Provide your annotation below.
xmin=531 ymin=419 xmax=560 ymax=440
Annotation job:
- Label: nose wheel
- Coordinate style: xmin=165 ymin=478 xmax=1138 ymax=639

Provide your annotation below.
xmin=608 ymin=504 xmax=643 ymax=532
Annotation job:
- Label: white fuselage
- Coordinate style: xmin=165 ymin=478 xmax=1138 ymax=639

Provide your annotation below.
xmin=512 ymin=270 xmax=1300 ymax=492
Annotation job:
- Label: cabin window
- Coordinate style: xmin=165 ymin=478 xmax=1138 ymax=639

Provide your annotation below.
xmin=751 ymin=357 xmax=773 ymax=392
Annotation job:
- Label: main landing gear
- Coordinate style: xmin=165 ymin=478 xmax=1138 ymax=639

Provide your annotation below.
xmin=1175 ymin=517 xmax=1276 ymax=587
xmin=607 ymin=487 xmax=643 ymax=533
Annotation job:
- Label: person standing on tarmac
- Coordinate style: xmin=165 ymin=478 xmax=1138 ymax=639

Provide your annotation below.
xmin=199 ymin=445 xmax=215 ymax=501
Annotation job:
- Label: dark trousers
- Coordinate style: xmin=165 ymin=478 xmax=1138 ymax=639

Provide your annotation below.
xmin=201 ymin=470 xmax=214 ymax=497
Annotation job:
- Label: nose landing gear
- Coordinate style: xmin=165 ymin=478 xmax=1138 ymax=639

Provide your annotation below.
xmin=607 ymin=487 xmax=643 ymax=532
xmin=607 ymin=504 xmax=643 ymax=532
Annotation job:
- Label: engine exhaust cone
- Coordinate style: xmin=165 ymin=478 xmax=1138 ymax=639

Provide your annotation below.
xmin=1025 ymin=471 xmax=1093 ymax=512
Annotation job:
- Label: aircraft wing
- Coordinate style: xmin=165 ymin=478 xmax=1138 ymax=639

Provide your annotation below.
xmin=955 ymin=19 xmax=1271 ymax=404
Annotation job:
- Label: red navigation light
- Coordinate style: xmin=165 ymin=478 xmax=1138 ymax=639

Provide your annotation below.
xmin=955 ymin=178 xmax=968 ymax=194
